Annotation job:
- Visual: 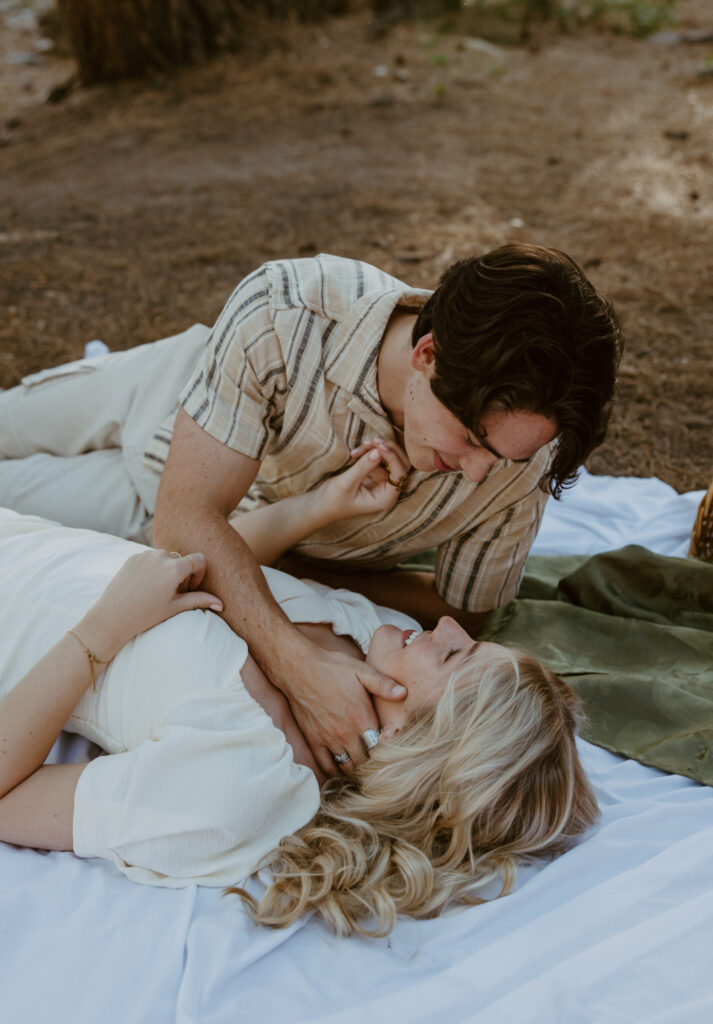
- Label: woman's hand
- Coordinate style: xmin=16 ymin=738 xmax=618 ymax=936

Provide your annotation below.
xmin=318 ymin=439 xmax=411 ymax=524
xmin=77 ymin=550 xmax=223 ymax=662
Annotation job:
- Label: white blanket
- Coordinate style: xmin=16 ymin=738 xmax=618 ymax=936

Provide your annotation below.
xmin=1 ymin=471 xmax=711 ymax=1024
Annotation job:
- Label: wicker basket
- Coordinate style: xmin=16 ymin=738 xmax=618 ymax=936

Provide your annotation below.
xmin=689 ymin=480 xmax=713 ymax=561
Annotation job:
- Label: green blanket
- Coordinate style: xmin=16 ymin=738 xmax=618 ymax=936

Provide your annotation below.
xmin=477 ymin=546 xmax=713 ymax=786
xmin=401 ymin=545 xmax=713 ymax=784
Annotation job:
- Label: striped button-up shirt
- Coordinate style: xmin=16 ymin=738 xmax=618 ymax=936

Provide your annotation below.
xmin=144 ymin=254 xmax=551 ymax=612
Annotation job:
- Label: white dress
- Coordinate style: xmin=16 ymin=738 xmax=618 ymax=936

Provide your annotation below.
xmin=0 ymin=509 xmax=419 ymax=887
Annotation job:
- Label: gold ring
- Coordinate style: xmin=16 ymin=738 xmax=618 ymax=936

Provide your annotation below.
xmin=170 ymin=551 xmax=182 ymax=559
xmin=387 ymin=472 xmax=409 ymax=493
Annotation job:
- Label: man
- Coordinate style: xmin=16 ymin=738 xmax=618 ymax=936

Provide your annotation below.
xmin=0 ymin=244 xmax=622 ymax=773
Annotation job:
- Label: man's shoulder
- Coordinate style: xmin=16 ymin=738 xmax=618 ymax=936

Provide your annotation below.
xmin=262 ymin=254 xmax=408 ymax=320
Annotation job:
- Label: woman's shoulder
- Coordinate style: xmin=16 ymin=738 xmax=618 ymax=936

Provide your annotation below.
xmin=261 ymin=566 xmax=421 ymax=653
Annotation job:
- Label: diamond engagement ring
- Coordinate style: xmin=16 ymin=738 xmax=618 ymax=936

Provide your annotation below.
xmin=332 ymin=751 xmax=351 ymax=764
xmin=361 ymin=728 xmax=380 ymax=751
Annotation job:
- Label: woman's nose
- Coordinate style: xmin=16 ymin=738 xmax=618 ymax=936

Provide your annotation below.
xmin=434 ymin=616 xmax=472 ymax=645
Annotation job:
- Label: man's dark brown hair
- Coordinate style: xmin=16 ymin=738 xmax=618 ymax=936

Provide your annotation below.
xmin=412 ymin=243 xmax=623 ymax=498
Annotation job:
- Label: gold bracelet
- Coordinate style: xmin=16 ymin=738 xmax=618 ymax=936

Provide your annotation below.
xmin=66 ymin=629 xmax=110 ymax=694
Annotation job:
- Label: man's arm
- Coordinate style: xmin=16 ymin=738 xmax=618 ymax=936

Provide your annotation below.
xmin=153 ymin=409 xmax=406 ymax=775
xmin=275 ymin=555 xmax=492 ymax=635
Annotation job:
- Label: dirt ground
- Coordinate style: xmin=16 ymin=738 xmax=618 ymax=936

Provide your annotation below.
xmin=1 ymin=1 xmax=712 ymax=491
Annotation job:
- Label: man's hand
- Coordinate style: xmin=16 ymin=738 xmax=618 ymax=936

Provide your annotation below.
xmin=154 ymin=409 xmax=407 ymax=776
xmin=277 ymin=645 xmax=407 ymax=776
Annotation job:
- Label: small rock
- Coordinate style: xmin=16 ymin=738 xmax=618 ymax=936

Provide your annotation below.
xmin=648 ymin=30 xmax=681 ymax=46
xmin=35 ymin=37 xmax=54 ymax=53
xmin=682 ymin=29 xmax=713 ymax=44
xmin=372 ymin=65 xmax=389 ymax=78
xmin=5 ymin=8 xmax=37 ymax=31
xmin=464 ymin=37 xmax=505 ymax=62
xmin=509 ymin=217 xmax=525 ymax=229
xmin=395 ymin=68 xmax=410 ymax=82
xmin=369 ymin=94 xmax=395 ymax=107
xmin=8 ymin=51 xmax=43 ymax=67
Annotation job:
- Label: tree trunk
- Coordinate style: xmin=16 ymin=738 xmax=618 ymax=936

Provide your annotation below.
xmin=56 ymin=0 xmax=346 ymax=84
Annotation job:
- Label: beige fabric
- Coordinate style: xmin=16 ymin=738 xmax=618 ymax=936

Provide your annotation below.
xmin=0 ymin=255 xmax=552 ymax=611
xmin=148 ymin=255 xmax=551 ymax=611
xmin=0 ymin=325 xmax=208 ymax=542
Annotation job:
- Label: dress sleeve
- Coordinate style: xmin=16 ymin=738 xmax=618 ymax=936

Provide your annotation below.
xmin=72 ymin=688 xmax=319 ymax=888
xmin=179 ymin=264 xmax=286 ymax=461
xmin=434 ymin=482 xmax=549 ymax=612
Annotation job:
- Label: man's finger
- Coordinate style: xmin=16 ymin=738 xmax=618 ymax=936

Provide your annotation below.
xmin=358 ymin=667 xmax=407 ymax=701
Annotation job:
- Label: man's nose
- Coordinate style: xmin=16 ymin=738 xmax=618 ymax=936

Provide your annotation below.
xmin=459 ymin=448 xmax=499 ymax=483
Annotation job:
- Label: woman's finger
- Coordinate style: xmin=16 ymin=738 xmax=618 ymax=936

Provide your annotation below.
xmin=344 ymin=449 xmax=384 ymax=486
xmin=372 ymin=441 xmax=409 ymax=477
xmin=351 ymin=439 xmax=410 ymax=487
xmin=174 ymin=589 xmax=223 ymax=613
xmin=171 ymin=551 xmax=207 ymax=592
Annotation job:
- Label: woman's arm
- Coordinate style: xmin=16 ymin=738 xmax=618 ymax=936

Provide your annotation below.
xmin=0 ymin=549 xmax=221 ymax=850
xmin=231 ymin=443 xmax=409 ymax=565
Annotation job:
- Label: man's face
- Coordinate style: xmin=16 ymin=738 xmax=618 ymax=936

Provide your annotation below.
xmin=402 ymin=334 xmax=558 ymax=484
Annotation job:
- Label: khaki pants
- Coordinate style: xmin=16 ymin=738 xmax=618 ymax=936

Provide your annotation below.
xmin=0 ymin=324 xmax=210 ymax=541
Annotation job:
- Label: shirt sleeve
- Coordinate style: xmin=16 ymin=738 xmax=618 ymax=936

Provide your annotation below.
xmin=72 ymin=689 xmax=320 ymax=888
xmin=178 ymin=264 xmax=285 ymax=461
xmin=434 ymin=482 xmax=549 ymax=612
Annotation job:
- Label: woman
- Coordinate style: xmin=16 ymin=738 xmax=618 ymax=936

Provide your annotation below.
xmin=0 ymin=445 xmax=598 ymax=936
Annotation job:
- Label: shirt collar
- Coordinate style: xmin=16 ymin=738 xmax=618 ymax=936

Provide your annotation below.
xmin=324 ymin=283 xmax=431 ymax=418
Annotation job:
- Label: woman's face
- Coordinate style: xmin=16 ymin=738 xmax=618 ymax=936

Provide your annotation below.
xmin=366 ymin=616 xmax=505 ymax=738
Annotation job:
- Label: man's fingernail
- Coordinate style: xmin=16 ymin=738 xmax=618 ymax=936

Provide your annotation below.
xmin=392 ymin=684 xmax=407 ymax=697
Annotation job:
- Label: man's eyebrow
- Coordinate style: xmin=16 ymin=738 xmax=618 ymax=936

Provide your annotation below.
xmin=470 ymin=430 xmax=530 ymax=464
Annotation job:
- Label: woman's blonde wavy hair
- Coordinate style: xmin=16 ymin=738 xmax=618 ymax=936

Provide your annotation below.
xmin=229 ymin=648 xmax=599 ymax=937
